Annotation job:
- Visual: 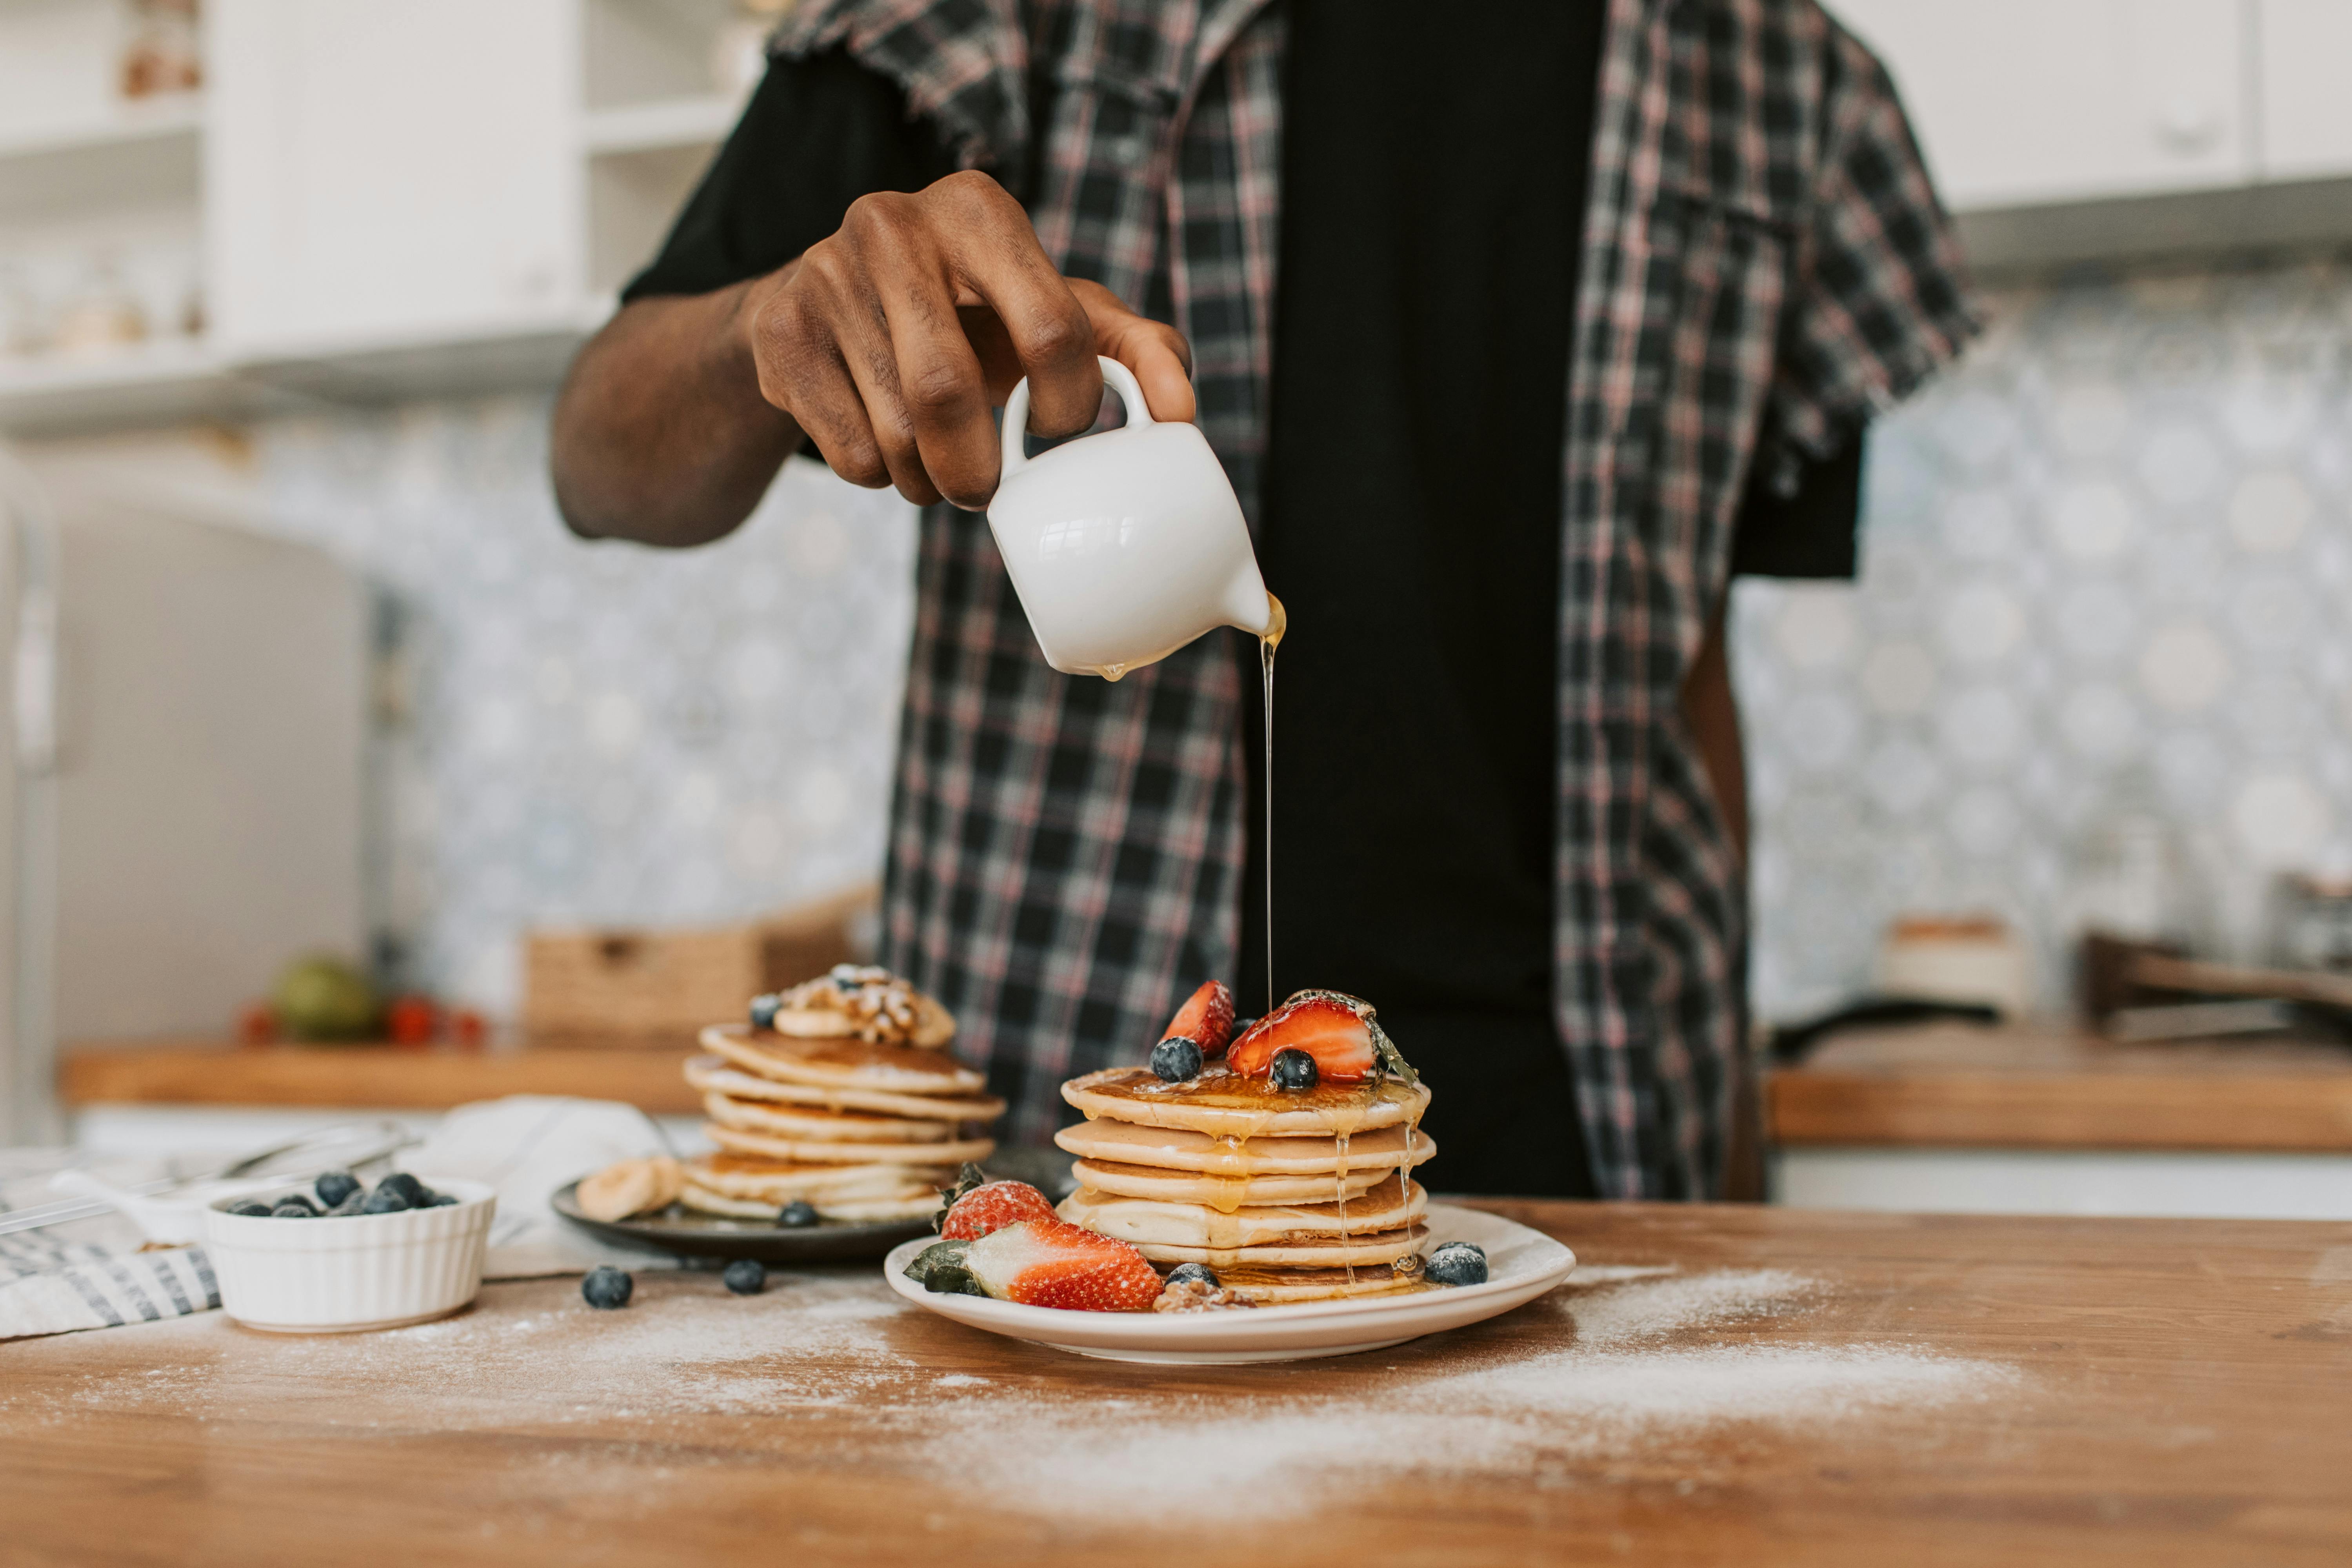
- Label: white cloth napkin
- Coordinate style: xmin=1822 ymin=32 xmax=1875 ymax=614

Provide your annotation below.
xmin=395 ymin=1095 xmax=683 ymax=1279
xmin=0 ymin=1149 xmax=220 ymax=1341
xmin=0 ymin=1096 xmax=681 ymax=1339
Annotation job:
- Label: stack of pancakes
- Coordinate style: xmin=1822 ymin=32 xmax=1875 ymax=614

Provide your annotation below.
xmin=677 ymin=967 xmax=1006 ymax=1221
xmin=1052 ymin=1065 xmax=1436 ymax=1302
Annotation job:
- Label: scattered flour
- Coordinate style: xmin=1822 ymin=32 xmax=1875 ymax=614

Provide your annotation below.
xmin=10 ymin=1263 xmax=2021 ymax=1524
xmin=905 ymin=1267 xmax=2016 ymax=1522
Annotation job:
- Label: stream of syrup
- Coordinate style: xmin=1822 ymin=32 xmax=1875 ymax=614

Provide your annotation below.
xmin=1259 ymin=592 xmax=1286 ymax=1017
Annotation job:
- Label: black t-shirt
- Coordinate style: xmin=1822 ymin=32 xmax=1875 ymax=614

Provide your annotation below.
xmin=626 ymin=28 xmax=1862 ymax=1198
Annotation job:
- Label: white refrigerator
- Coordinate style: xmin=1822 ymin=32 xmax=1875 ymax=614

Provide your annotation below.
xmin=0 ymin=452 xmax=365 ymax=1144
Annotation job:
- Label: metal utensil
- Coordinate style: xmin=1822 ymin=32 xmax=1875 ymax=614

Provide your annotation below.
xmin=0 ymin=1119 xmax=419 ymax=1237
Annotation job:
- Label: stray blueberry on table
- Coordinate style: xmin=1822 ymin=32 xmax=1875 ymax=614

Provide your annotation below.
xmin=360 ymin=1182 xmax=413 ymax=1214
xmin=1149 ymin=1035 xmax=1203 ymax=1083
xmin=1164 ymin=1261 xmax=1220 ymax=1290
xmin=1270 ymin=1048 xmax=1320 ymax=1091
xmin=775 ymin=1200 xmax=820 ymax=1228
xmin=581 ymin=1265 xmax=634 ymax=1309
xmin=227 ymin=1201 xmax=273 ymax=1217
xmin=1424 ymin=1242 xmax=1488 ymax=1287
xmin=313 ymin=1171 xmax=360 ymax=1208
xmin=269 ymin=1201 xmax=316 ymax=1219
xmin=749 ymin=992 xmax=781 ymax=1030
xmin=722 ymin=1259 xmax=767 ymax=1295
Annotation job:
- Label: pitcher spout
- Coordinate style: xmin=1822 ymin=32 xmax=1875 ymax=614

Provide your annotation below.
xmin=1221 ymin=562 xmax=1274 ymax=637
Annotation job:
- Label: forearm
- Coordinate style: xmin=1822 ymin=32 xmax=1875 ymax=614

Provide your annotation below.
xmin=551 ymin=274 xmax=803 ymax=547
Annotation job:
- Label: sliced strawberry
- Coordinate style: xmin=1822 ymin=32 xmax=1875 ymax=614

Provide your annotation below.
xmin=1226 ymin=992 xmax=1378 ymax=1083
xmin=962 ymin=1218 xmax=1164 ymax=1312
xmin=1163 ymin=979 xmax=1236 ymax=1057
xmin=938 ymin=1178 xmax=1058 ymax=1241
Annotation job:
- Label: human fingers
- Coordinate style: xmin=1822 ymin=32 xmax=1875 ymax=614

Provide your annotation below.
xmin=742 ymin=251 xmax=893 ymax=492
xmin=1072 ymin=279 xmax=1197 ymax=425
xmin=923 ymin=171 xmax=1103 ymax=440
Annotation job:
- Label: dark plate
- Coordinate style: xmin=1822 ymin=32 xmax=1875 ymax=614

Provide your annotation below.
xmin=549 ymin=1146 xmax=1077 ymax=1265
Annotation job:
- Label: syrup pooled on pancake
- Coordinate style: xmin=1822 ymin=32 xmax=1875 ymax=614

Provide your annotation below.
xmin=1052 ymin=985 xmax=1436 ymax=1305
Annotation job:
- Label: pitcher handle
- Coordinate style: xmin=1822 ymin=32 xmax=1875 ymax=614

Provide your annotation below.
xmin=1000 ymin=356 xmax=1154 ymax=481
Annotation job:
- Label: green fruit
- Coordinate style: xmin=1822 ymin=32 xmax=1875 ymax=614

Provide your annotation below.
xmin=271 ymin=955 xmax=380 ymax=1041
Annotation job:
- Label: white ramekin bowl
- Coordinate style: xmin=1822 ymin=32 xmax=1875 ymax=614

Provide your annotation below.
xmin=204 ymin=1177 xmax=496 ymax=1333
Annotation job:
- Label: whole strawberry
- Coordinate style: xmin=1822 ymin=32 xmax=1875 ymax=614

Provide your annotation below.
xmin=934 ymin=1163 xmax=1058 ymax=1241
xmin=961 ymin=1218 xmax=1165 ymax=1312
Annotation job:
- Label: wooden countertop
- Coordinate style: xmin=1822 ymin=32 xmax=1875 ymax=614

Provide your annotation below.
xmin=7 ymin=1203 xmax=2349 ymax=1566
xmin=1767 ymin=1021 xmax=2352 ymax=1153
xmin=58 ymin=1036 xmax=702 ymax=1114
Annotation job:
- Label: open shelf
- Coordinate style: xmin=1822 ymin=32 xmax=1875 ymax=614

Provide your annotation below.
xmin=584 ymin=92 xmax=744 ymax=156
xmin=0 ymin=336 xmax=279 ymax=436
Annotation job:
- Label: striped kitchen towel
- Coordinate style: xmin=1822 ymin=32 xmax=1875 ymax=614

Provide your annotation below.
xmin=0 ymin=1151 xmax=220 ymax=1341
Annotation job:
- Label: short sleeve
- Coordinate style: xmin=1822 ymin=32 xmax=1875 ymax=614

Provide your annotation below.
xmin=622 ymin=47 xmax=957 ymax=304
xmin=1761 ymin=22 xmax=1982 ymax=485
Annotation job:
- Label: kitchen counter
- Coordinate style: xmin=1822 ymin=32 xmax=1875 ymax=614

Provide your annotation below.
xmin=7 ymin=1203 xmax=2348 ymax=1566
xmin=59 ymin=1036 xmax=701 ymax=1114
xmin=1768 ymin=1021 xmax=2352 ymax=1152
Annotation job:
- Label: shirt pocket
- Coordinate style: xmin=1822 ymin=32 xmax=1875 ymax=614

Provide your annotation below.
xmin=1605 ymin=187 xmax=1794 ymax=597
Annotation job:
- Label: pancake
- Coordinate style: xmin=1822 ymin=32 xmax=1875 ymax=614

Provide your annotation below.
xmin=682 ymin=1152 xmax=953 ymax=1202
xmin=704 ymin=1121 xmax=996 ymax=1168
xmin=685 ymin=1056 xmax=1005 ymax=1123
xmin=1060 ymin=1175 xmax=1427 ymax=1248
xmin=680 ymin=1183 xmax=944 ymax=1221
xmin=1069 ymin=1158 xmax=1387 ymax=1208
xmin=1209 ymin=1264 xmax=1432 ymax=1304
xmin=1061 ymin=1064 xmax=1430 ymax=1139
xmin=1053 ymin=1117 xmax=1436 ymax=1176
xmin=703 ymin=1092 xmax=951 ymax=1143
xmin=703 ymin=1025 xmax=985 ymax=1096
xmin=1125 ymin=1223 xmax=1429 ymax=1269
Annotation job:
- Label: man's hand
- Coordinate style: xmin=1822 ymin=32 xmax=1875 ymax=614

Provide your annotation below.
xmin=737 ymin=169 xmax=1195 ymax=510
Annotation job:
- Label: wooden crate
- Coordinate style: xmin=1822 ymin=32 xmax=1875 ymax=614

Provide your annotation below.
xmin=523 ymin=883 xmax=878 ymax=1037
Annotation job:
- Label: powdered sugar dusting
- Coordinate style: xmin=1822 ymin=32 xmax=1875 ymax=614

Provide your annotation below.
xmin=8 ymin=1261 xmax=2021 ymax=1525
xmin=906 ymin=1266 xmax=2018 ymax=1521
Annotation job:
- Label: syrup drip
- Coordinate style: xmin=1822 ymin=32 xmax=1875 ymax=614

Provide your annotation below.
xmin=1259 ymin=592 xmax=1285 ymax=1017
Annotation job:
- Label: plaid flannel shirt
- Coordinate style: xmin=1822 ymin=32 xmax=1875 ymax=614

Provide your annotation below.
xmin=772 ymin=0 xmax=1978 ymax=1196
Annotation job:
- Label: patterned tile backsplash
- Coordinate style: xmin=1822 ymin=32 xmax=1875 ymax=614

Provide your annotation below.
xmin=254 ymin=403 xmax=917 ymax=1015
xmin=1734 ymin=257 xmax=2352 ymax=1018
xmin=215 ymin=255 xmax=2347 ymax=1024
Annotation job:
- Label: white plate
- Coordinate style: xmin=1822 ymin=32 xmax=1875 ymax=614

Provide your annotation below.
xmin=883 ymin=1203 xmax=1574 ymax=1364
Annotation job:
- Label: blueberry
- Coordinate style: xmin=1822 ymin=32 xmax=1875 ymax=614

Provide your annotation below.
xmin=375 ymin=1172 xmax=429 ymax=1206
xmin=1270 ymin=1048 xmax=1319 ymax=1091
xmin=1149 ymin=1035 xmax=1203 ymax=1083
xmin=829 ymin=963 xmax=867 ymax=986
xmin=581 ymin=1265 xmax=634 ymax=1309
xmin=327 ymin=1190 xmax=369 ymax=1216
xmin=776 ymin=1200 xmax=820 ymax=1228
xmin=1164 ymin=1261 xmax=1220 ymax=1290
xmin=425 ymin=1193 xmax=458 ymax=1207
xmin=269 ymin=1201 xmax=316 ymax=1219
xmin=360 ymin=1182 xmax=414 ymax=1214
xmin=1424 ymin=1242 xmax=1488 ymax=1287
xmin=1228 ymin=1017 xmax=1258 ymax=1038
xmin=749 ymin=992 xmax=781 ymax=1030
xmin=313 ymin=1171 xmax=360 ymax=1208
xmin=228 ymin=1200 xmax=273 ymax=1217
xmin=722 ymin=1259 xmax=767 ymax=1295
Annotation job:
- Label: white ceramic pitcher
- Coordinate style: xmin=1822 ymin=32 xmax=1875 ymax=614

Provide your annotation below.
xmin=987 ymin=356 xmax=1272 ymax=679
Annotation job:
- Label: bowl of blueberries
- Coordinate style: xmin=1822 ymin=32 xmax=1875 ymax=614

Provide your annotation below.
xmin=204 ymin=1171 xmax=495 ymax=1333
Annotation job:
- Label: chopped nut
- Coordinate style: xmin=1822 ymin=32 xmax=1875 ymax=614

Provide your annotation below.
xmin=1152 ymin=1277 xmax=1257 ymax=1313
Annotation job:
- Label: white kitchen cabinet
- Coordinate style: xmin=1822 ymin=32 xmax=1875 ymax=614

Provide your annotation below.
xmin=2255 ymin=0 xmax=2352 ymax=180
xmin=205 ymin=0 xmax=586 ymax=357
xmin=1828 ymin=0 xmax=2253 ymax=211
